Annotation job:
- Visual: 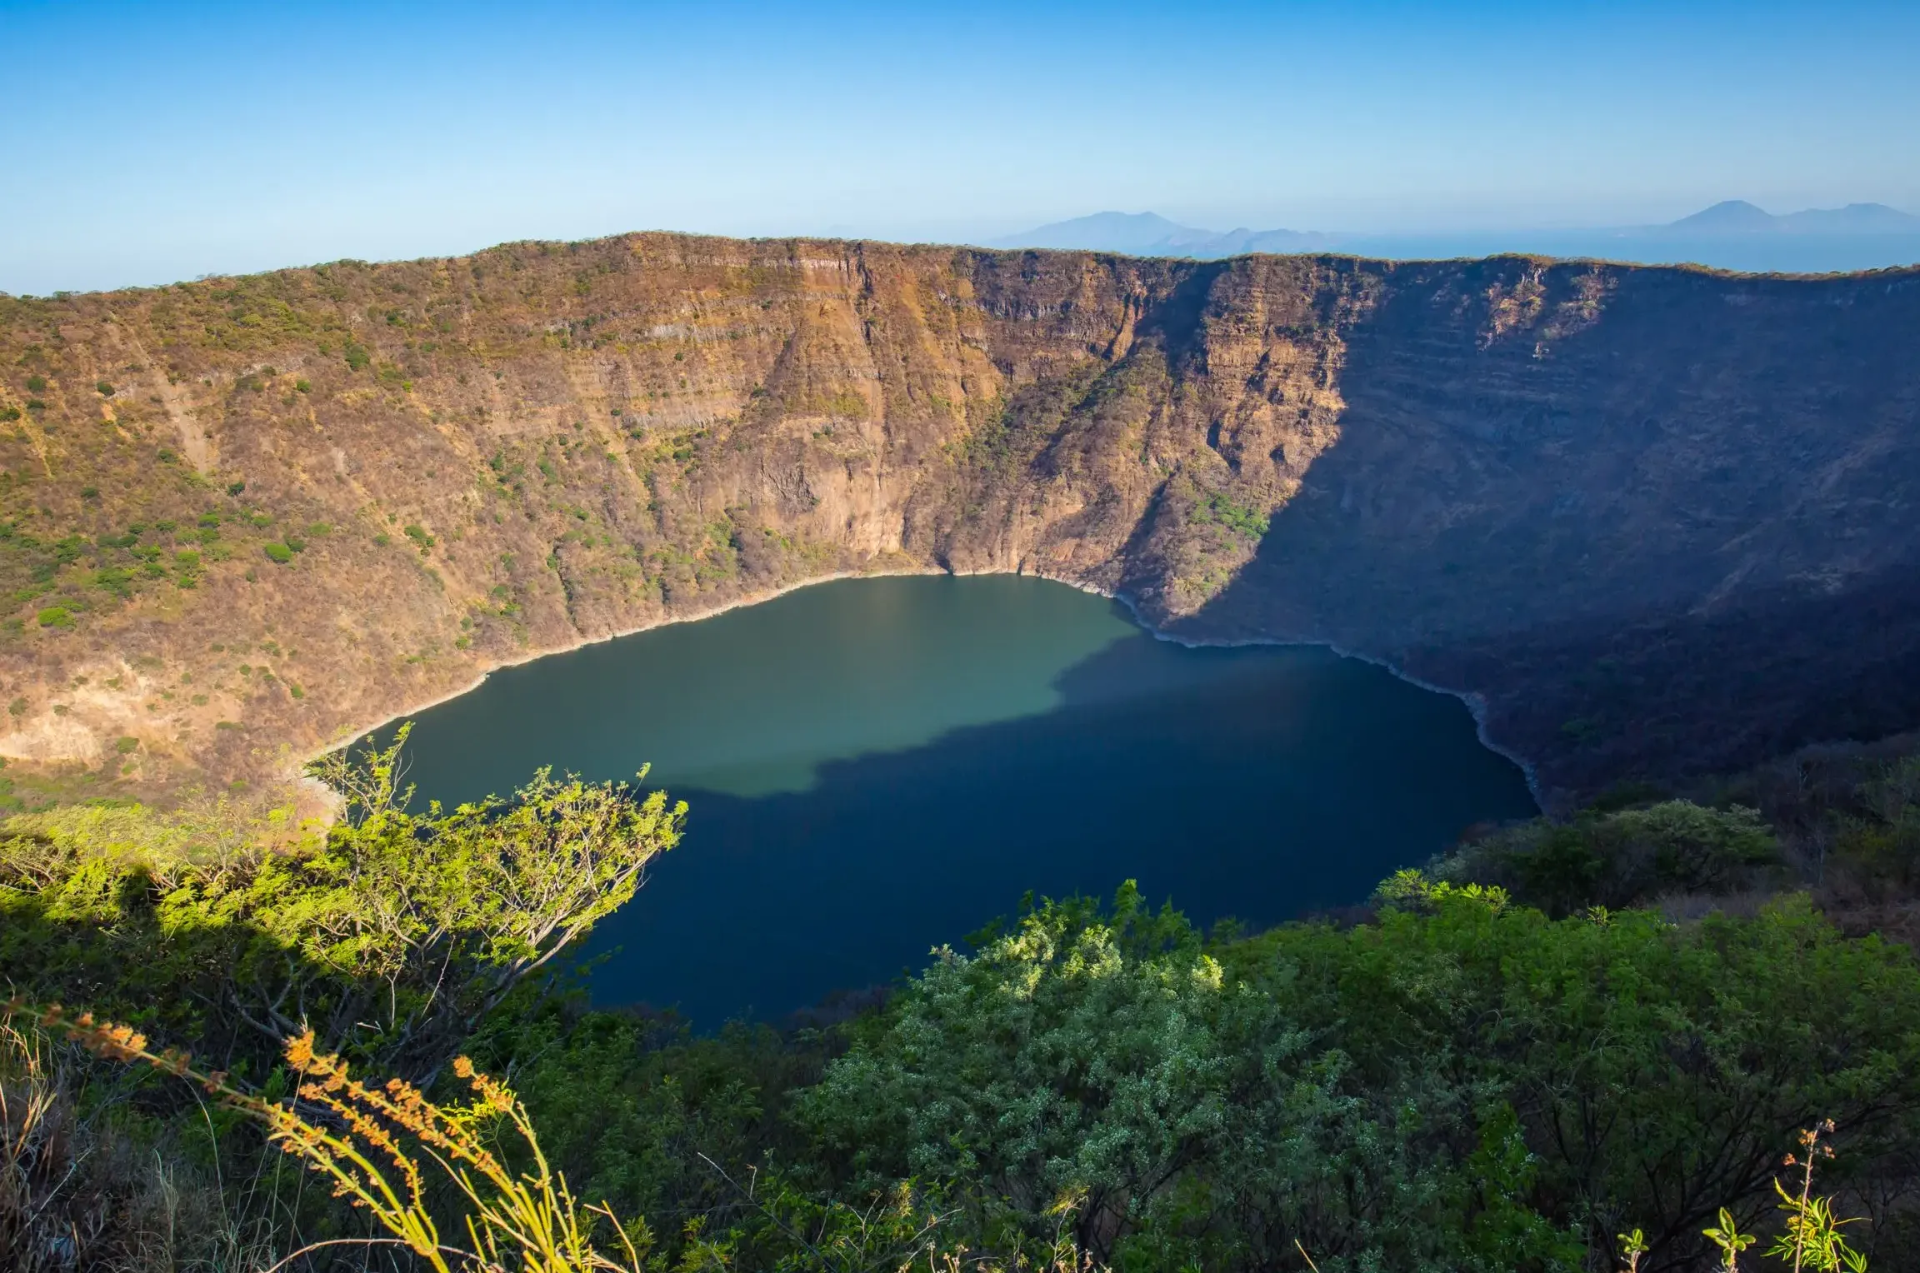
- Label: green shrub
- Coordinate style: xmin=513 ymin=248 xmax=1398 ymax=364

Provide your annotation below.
xmin=0 ymin=407 xmax=19 ymax=422
xmin=36 ymin=606 xmax=72 ymax=628
xmin=26 ymin=399 xmax=46 ymax=411
xmin=344 ymin=342 xmax=371 ymax=372
xmin=25 ymin=375 xmax=47 ymax=393
xmin=1830 ymin=757 xmax=1920 ymax=892
xmin=784 ymin=882 xmax=1920 ymax=1270
xmin=226 ymin=480 xmax=245 ymax=496
xmin=295 ymin=378 xmax=311 ymax=393
xmin=262 ymin=542 xmax=293 ymax=564
xmin=1195 ymin=490 xmax=1271 ymax=540
xmin=79 ymin=485 xmax=99 ymax=500
xmin=1437 ymin=800 xmax=1781 ymax=915
xmin=403 ymin=524 xmax=434 ymax=551
xmin=8 ymin=697 xmax=25 ymax=716
xmin=1 ymin=728 xmax=686 ymax=1079
xmin=91 ymin=567 xmax=134 ymax=598
xmin=114 ymin=736 xmax=139 ymax=754
xmin=95 ymin=381 xmax=114 ymax=397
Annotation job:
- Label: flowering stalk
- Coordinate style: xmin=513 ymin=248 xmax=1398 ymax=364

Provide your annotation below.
xmin=5 ymin=996 xmax=644 ymax=1273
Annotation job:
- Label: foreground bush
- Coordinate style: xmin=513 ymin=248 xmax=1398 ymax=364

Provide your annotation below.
xmin=0 ymin=729 xmax=685 ymax=1081
xmin=15 ymin=884 xmax=1913 ymax=1272
xmin=6 ymin=741 xmax=1920 ymax=1270
xmin=787 ymin=884 xmax=1917 ymax=1270
xmin=1434 ymin=799 xmax=1784 ymax=915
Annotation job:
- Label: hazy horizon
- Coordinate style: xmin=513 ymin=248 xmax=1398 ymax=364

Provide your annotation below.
xmin=9 ymin=203 xmax=1920 ymax=299
xmin=4 ymin=0 xmax=1917 ymax=294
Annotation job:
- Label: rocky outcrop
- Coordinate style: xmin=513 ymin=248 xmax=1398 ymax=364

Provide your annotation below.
xmin=0 ymin=235 xmax=1915 ymax=805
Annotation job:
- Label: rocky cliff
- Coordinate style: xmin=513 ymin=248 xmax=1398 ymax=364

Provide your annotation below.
xmin=1 ymin=235 xmax=1915 ymax=806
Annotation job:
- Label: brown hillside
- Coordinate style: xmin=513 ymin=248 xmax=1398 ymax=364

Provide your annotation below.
xmin=1 ymin=234 xmax=1916 ymax=806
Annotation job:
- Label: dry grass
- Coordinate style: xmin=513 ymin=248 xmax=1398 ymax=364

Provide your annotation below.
xmin=7 ymin=999 xmax=1116 ymax=1273
xmin=0 ymin=1019 xmax=290 ymax=1272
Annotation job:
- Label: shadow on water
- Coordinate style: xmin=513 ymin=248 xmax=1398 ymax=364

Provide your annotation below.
xmin=368 ymin=575 xmax=1536 ymax=1028
xmin=579 ymin=629 xmax=1536 ymax=1027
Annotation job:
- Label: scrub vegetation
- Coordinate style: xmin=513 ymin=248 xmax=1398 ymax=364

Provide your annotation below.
xmin=4 ymin=219 xmax=1920 ymax=1272
xmin=6 ymin=235 xmax=1918 ymax=809
xmin=8 ymin=732 xmax=1920 ymax=1271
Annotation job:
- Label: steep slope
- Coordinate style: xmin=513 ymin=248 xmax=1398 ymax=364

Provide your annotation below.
xmin=0 ymin=236 xmax=1915 ymax=806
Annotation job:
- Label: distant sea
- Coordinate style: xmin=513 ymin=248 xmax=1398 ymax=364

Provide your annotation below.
xmin=1338 ymin=232 xmax=1920 ymax=275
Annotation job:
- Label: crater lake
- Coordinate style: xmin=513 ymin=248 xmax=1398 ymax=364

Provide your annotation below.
xmin=369 ymin=574 xmax=1537 ymax=1024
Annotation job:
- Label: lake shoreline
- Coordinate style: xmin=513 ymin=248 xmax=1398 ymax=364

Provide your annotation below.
xmin=306 ymin=562 xmax=1542 ymax=812
xmin=957 ymin=567 xmax=1546 ymax=810
xmin=375 ymin=569 xmax=1538 ymax=1023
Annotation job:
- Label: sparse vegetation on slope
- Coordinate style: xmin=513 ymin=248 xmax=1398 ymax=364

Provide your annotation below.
xmin=4 ymin=239 xmax=1918 ymax=805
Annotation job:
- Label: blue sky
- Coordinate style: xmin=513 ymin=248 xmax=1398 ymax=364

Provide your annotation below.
xmin=2 ymin=0 xmax=1916 ymax=293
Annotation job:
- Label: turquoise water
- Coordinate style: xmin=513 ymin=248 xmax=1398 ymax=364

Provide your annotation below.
xmin=375 ymin=574 xmax=1537 ymax=1024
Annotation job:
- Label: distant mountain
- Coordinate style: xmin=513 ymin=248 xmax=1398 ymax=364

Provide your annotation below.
xmin=1660 ymin=200 xmax=1920 ymax=236
xmin=990 ymin=212 xmax=1211 ymax=253
xmin=1667 ymin=200 xmax=1780 ymax=233
xmin=1209 ymin=227 xmax=1343 ymax=255
xmin=989 ymin=212 xmax=1337 ymax=258
xmin=1780 ymin=203 xmax=1920 ymax=233
xmin=987 ymin=206 xmax=1920 ymax=273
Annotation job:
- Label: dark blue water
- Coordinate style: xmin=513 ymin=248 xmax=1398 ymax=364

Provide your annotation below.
xmin=373 ymin=574 xmax=1536 ymax=1024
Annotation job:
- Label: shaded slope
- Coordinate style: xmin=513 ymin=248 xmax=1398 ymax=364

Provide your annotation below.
xmin=0 ymin=238 xmax=1915 ymax=802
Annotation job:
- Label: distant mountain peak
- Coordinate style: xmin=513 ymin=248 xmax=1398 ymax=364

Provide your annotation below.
xmin=1782 ymin=202 xmax=1920 ymax=233
xmin=987 ymin=211 xmax=1216 ymax=254
xmin=987 ymin=205 xmax=1920 ymax=265
xmin=1668 ymin=200 xmax=1777 ymax=232
xmin=988 ymin=211 xmax=1336 ymax=258
xmin=1664 ymin=200 xmax=1920 ymax=236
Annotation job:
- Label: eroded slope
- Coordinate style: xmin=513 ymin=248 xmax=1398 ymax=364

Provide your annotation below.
xmin=0 ymin=236 xmax=1914 ymax=804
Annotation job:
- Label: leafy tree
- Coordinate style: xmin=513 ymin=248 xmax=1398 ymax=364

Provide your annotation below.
xmin=802 ymin=884 xmax=1243 ymax=1261
xmin=1246 ymin=891 xmax=1920 ymax=1270
xmin=1832 ymin=756 xmax=1920 ymax=892
xmin=802 ymin=884 xmax=1579 ymax=1271
xmin=0 ymin=728 xmax=685 ymax=1079
xmin=1439 ymin=800 xmax=1781 ymax=915
xmin=798 ymin=885 xmax=1920 ymax=1271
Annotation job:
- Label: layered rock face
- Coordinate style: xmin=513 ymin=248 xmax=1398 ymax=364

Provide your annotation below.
xmin=0 ymin=235 xmax=1914 ymax=804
